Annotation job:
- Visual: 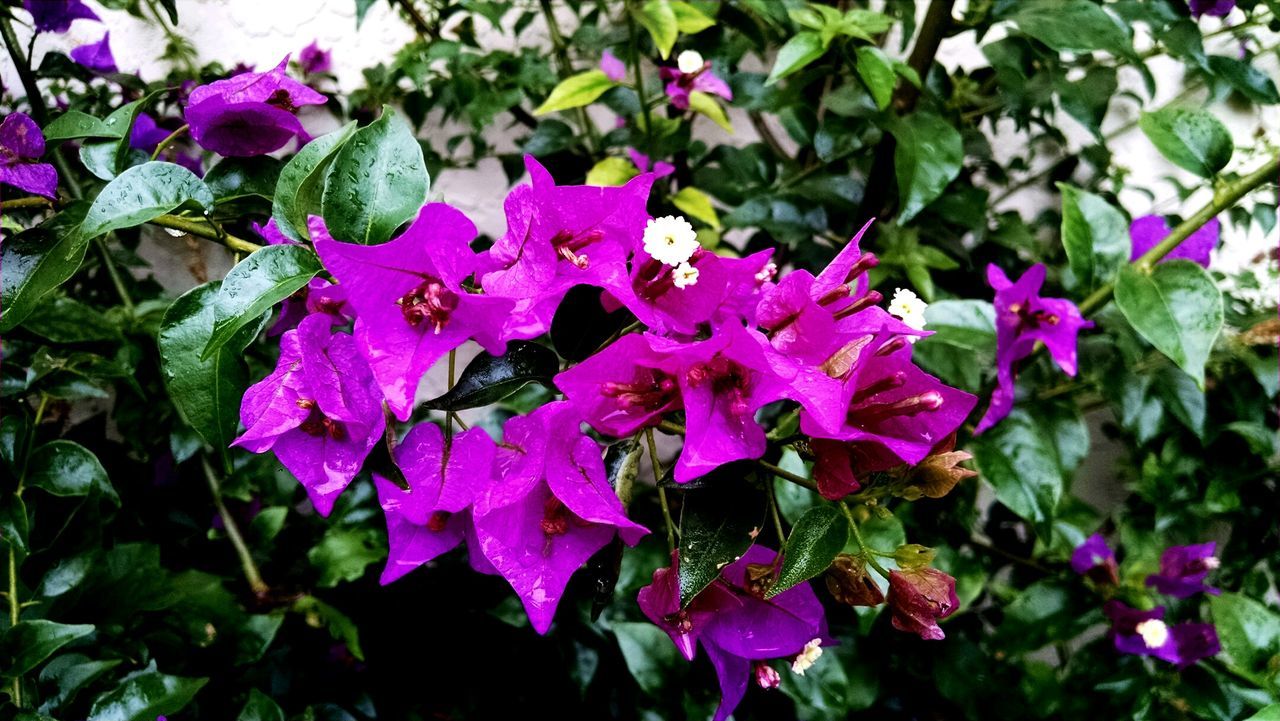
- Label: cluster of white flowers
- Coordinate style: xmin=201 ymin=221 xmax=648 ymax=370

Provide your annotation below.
xmin=790 ymin=638 xmax=824 ymax=675
xmin=1135 ymin=619 xmax=1170 ymax=649
xmin=643 ymin=215 xmax=701 ymax=289
xmin=888 ymin=287 xmax=928 ymax=335
xmin=677 ymin=49 xmax=705 ymax=74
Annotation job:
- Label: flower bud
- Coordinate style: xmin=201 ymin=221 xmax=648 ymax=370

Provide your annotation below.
xmin=893 ymin=544 xmax=935 ymax=570
xmin=753 ymin=661 xmax=781 ymax=689
xmin=907 ymin=450 xmax=977 ymax=499
xmin=887 ymin=568 xmax=958 ymax=641
xmin=825 ymin=554 xmax=885 ymax=607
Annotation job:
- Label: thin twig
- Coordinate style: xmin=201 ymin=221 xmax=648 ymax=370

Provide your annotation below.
xmin=150 ymin=214 xmax=263 ymax=253
xmin=150 ymin=123 xmax=190 ymax=161
xmin=646 ymin=427 xmax=677 ymax=551
xmin=201 ymin=457 xmax=269 ymax=597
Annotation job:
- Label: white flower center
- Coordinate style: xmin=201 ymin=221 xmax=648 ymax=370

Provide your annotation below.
xmin=1203 ymin=556 xmax=1220 ymax=569
xmin=790 ymin=638 xmax=824 ymax=676
xmin=673 ymin=262 xmax=699 ymax=289
xmin=755 ymin=261 xmax=778 ymax=284
xmin=1136 ymin=619 xmax=1169 ymax=649
xmin=888 ymin=287 xmax=928 ymax=334
xmin=643 ymin=215 xmax=699 ymax=266
xmin=677 ymin=50 xmax=705 ymax=74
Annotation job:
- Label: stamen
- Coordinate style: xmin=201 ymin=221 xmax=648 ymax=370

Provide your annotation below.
xmin=852 ymin=391 xmax=943 ymax=423
xmin=396 ymin=278 xmax=460 ymax=333
xmin=832 ymin=290 xmax=884 ymax=320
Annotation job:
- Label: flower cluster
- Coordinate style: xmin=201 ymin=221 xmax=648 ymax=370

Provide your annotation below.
xmin=1072 ymin=534 xmax=1221 ymax=667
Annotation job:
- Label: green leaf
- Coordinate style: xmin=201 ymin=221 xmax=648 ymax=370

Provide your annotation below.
xmin=0 ymin=496 xmax=29 ymax=554
xmin=1009 ymin=0 xmax=1131 ymax=55
xmin=1210 ymin=593 xmax=1280 ymax=690
xmin=273 ymin=121 xmax=358 ymax=242
xmin=38 ymin=654 xmax=122 ymax=713
xmin=678 ymin=469 xmax=767 ymax=606
xmin=43 ymin=110 xmax=122 ymax=143
xmin=420 ymin=341 xmax=560 ymax=411
xmin=534 ymin=70 xmax=619 ymax=115
xmin=0 ymin=621 xmax=95 ymax=679
xmin=204 ymin=156 xmax=283 ymax=203
xmin=22 ymin=295 xmax=119 ymax=343
xmin=0 ymin=203 xmax=91 ymax=333
xmin=670 ymin=0 xmax=715 ymax=34
xmin=290 ymin=595 xmax=364 ymax=660
xmin=586 ymin=157 xmax=640 ymax=187
xmin=889 ymin=112 xmax=964 ymax=223
xmin=237 ymin=689 xmax=285 ymax=721
xmin=686 ymin=90 xmax=733 ymax=133
xmin=854 ymin=46 xmax=895 ymax=110
xmin=972 ymin=408 xmax=1075 ymax=537
xmin=355 ymin=0 xmax=377 ymax=27
xmin=1208 ymin=55 xmax=1280 ymax=104
xmin=780 ymin=641 xmax=878 ymax=718
xmin=1139 ymin=107 xmax=1234 ymax=178
xmin=26 ymin=440 xmax=118 ymax=505
xmin=308 ymin=526 xmax=385 ymax=588
xmin=1114 ymin=261 xmax=1224 ymax=388
xmin=614 ymin=621 xmax=683 ymax=697
xmin=158 ymin=282 xmax=261 ymax=451
xmin=86 ymin=664 xmax=207 ymax=721
xmin=1058 ymin=184 xmax=1128 ymax=289
xmin=321 ymin=107 xmax=429 ymax=245
xmin=671 ymin=186 xmax=721 ymax=229
xmin=202 ymin=245 xmax=323 ymax=358
xmin=1244 ymin=705 xmax=1280 ymax=721
xmin=80 ymin=162 xmax=214 ymax=240
xmin=770 ymin=504 xmax=848 ymax=598
xmin=766 ymin=31 xmax=826 ymax=85
xmin=1156 ymin=365 xmax=1206 ymax=438
xmin=637 ymin=0 xmax=679 ymax=59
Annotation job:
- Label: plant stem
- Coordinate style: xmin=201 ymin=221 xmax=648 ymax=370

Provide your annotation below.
xmin=655 ymin=418 xmax=685 ymax=435
xmin=150 ymin=124 xmax=190 ymax=161
xmin=841 ymin=502 xmax=891 ymax=577
xmin=394 ymin=0 xmax=438 ymax=40
xmin=540 ymin=0 xmax=599 ymax=155
xmin=1078 ymin=152 xmax=1280 ymax=316
xmin=150 ymin=214 xmax=263 ymax=253
xmin=756 ymin=458 xmax=818 ymax=492
xmin=8 ymin=547 xmax=20 ymax=706
xmin=646 ymin=427 xmax=676 ymax=551
xmin=94 ymin=237 xmax=135 ymax=314
xmin=768 ymin=480 xmax=786 ymax=546
xmin=0 ymin=196 xmax=55 ymax=210
xmin=626 ymin=1 xmax=655 ymax=161
xmin=0 ymin=14 xmax=47 ymax=124
xmin=201 ymin=457 xmax=269 ymax=597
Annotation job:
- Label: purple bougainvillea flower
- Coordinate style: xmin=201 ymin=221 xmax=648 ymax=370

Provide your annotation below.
xmin=600 ymin=49 xmax=626 ymax=82
xmin=0 ymin=112 xmax=58 ymax=199
xmin=472 ymin=402 xmax=648 ymax=634
xmin=376 ymin=423 xmax=497 ymax=584
xmin=626 ymin=148 xmax=675 ymax=178
xmin=478 ymin=155 xmax=655 ymax=339
xmin=23 ymin=0 xmax=99 ymax=33
xmin=624 ymin=244 xmax=776 ymax=336
xmin=648 ymin=323 xmax=793 ymax=481
xmin=1104 ymin=601 xmax=1220 ymax=667
xmin=974 ymin=264 xmax=1092 ymax=434
xmin=129 ymin=113 xmax=174 ymax=154
xmin=232 ymin=314 xmax=385 ymax=516
xmin=639 ymin=546 xmax=830 ymax=721
xmin=660 ymin=50 xmax=733 ymax=110
xmin=554 ymin=333 xmax=683 ymax=437
xmin=886 ymin=567 xmax=959 ymax=640
xmin=268 ymin=277 xmax=350 ymax=336
xmin=316 ymin=203 xmax=513 ymax=420
xmin=1190 ymin=0 xmax=1235 ymax=17
xmin=70 ymin=32 xmax=117 ymax=73
xmin=1146 ymin=542 xmax=1221 ymax=598
xmin=298 ymin=40 xmax=333 ymax=75
xmin=1071 ymin=533 xmax=1119 ymax=585
xmin=185 ymin=56 xmax=326 ymax=157
xmin=1129 ymin=215 xmax=1218 ymax=267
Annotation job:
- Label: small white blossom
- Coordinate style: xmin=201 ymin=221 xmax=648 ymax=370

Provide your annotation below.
xmin=672 ymin=262 xmax=700 ymax=289
xmin=1136 ymin=619 xmax=1170 ymax=649
xmin=888 ymin=287 xmax=928 ymax=333
xmin=755 ymin=261 xmax=778 ymax=284
xmin=643 ymin=215 xmax=699 ymax=266
xmin=790 ymin=638 xmax=824 ymax=676
xmin=677 ymin=49 xmax=705 ymax=74
xmin=1204 ymin=556 xmax=1220 ymax=569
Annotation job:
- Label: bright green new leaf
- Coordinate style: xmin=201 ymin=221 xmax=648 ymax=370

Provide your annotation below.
xmin=670 ymin=0 xmax=714 ymax=34
xmin=586 ymin=157 xmax=640 ymax=186
xmin=672 ymin=186 xmax=721 ymax=229
xmin=637 ymin=0 xmax=679 ymax=58
xmin=766 ymin=31 xmax=826 ymax=85
xmin=534 ymin=70 xmax=619 ymax=115
xmin=687 ymin=90 xmax=733 ymax=132
xmin=854 ymin=46 xmax=895 ymax=110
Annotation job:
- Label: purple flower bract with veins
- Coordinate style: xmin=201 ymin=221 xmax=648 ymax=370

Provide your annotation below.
xmin=1071 ymin=533 xmax=1119 ymax=585
xmin=1146 ymin=542 xmax=1221 ymax=598
xmin=1104 ymin=601 xmax=1220 ymax=667
xmin=316 ymin=202 xmax=515 ymax=421
xmin=185 ymin=56 xmax=326 ymax=157
xmin=298 ymin=40 xmax=333 ymax=75
xmin=232 ymin=314 xmax=386 ymax=516
xmin=1129 ymin=214 xmax=1218 ymax=267
xmin=70 ymin=32 xmax=117 ymax=73
xmin=661 ymin=61 xmax=733 ymax=110
xmin=600 ymin=49 xmax=626 ymax=82
xmin=472 ymin=402 xmax=648 ymax=634
xmin=0 ymin=112 xmax=58 ymax=199
xmin=23 ymin=0 xmax=99 ymax=33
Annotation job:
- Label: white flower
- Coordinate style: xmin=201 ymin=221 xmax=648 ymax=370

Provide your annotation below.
xmin=1135 ymin=619 xmax=1170 ymax=649
xmin=677 ymin=49 xmax=705 ymax=74
xmin=1203 ymin=556 xmax=1220 ymax=569
xmin=643 ymin=215 xmax=699 ymax=266
xmin=672 ymin=262 xmax=700 ymax=289
xmin=790 ymin=638 xmax=824 ymax=676
xmin=755 ymin=261 xmax=778 ymax=284
xmin=888 ymin=287 xmax=928 ymax=333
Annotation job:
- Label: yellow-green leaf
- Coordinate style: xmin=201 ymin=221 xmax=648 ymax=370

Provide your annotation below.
xmin=672 ymin=186 xmax=721 ymax=230
xmin=534 ymin=70 xmax=618 ymax=115
xmin=687 ymin=91 xmax=733 ymax=132
xmin=670 ymin=0 xmax=715 ymax=34
xmin=586 ymin=157 xmax=640 ymax=187
xmin=638 ymin=0 xmax=679 ymax=59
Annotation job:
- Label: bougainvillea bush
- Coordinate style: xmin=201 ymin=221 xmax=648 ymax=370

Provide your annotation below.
xmin=2 ymin=0 xmax=1279 ymax=718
